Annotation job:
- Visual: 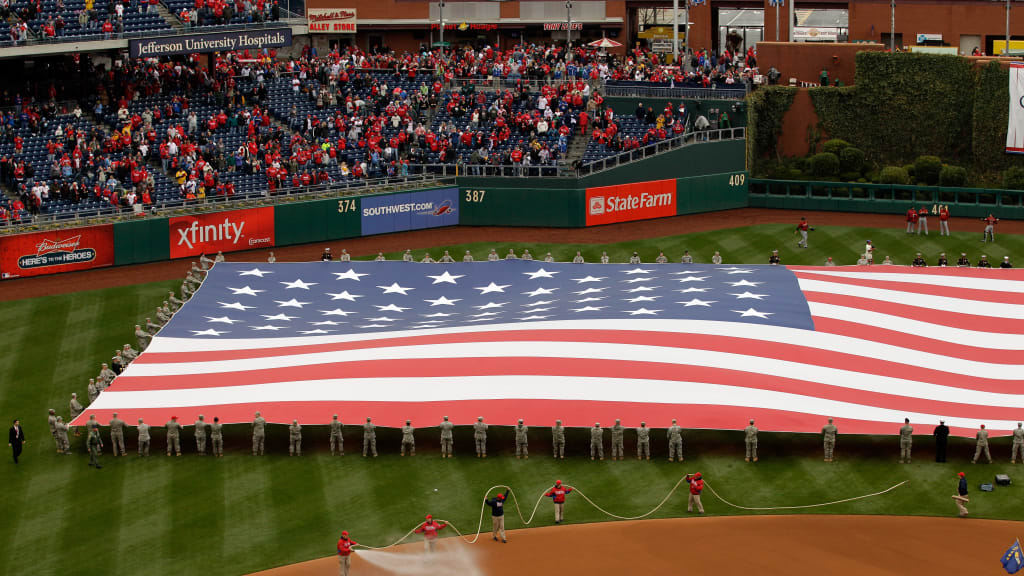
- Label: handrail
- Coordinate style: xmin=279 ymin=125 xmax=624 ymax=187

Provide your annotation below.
xmin=576 ymin=127 xmax=745 ymax=178
xmin=602 ymin=83 xmax=748 ymax=100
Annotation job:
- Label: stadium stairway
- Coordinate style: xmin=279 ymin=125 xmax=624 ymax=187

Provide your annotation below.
xmin=564 ymin=131 xmax=589 ymax=167
xmin=153 ymin=3 xmax=186 ymax=32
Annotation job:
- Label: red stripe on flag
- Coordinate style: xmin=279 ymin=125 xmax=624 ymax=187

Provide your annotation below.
xmin=789 ymin=266 xmax=1024 ymax=280
xmin=803 ymin=292 xmax=1024 ymax=334
xmin=794 ymin=271 xmax=1024 ymax=304
xmin=808 ymin=317 xmax=1022 ymax=359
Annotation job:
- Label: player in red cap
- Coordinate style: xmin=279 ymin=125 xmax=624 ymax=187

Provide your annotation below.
xmin=337 ymin=531 xmax=358 ymax=576
xmin=545 ymin=480 xmax=573 ymax=524
xmin=414 ymin=515 xmax=447 ymax=552
xmin=685 ymin=473 xmax=705 ymax=514
xmin=484 ymin=489 xmax=510 ymax=542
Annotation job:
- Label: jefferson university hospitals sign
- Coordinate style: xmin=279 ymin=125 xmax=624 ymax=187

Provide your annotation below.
xmin=129 ymin=29 xmax=292 ymax=58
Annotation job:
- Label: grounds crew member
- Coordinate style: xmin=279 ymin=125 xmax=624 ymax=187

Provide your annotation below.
xmin=590 ymin=422 xmax=605 ymax=460
xmin=934 ymin=420 xmax=950 ymax=463
xmin=485 ymin=489 xmax=510 ymax=542
xmin=822 ymin=417 xmax=838 ymax=462
xmin=473 ymin=416 xmax=488 ymax=457
xmin=55 ymin=417 xmax=70 ymax=455
xmin=401 ymin=420 xmax=416 ymax=456
xmin=685 ymin=473 xmax=705 ymax=514
xmin=546 ymin=480 xmax=573 ymax=524
xmin=137 ymin=418 xmax=150 ymax=456
xmin=953 ymin=472 xmax=969 ymax=517
xmin=109 ymin=412 xmax=126 ymax=456
xmin=744 ymin=419 xmax=758 ymax=462
xmin=252 ymin=411 xmax=266 ymax=455
xmin=363 ymin=417 xmax=377 ymax=457
xmin=415 ymin=515 xmax=448 ymax=552
xmin=515 ymin=419 xmax=529 ymax=459
xmin=899 ymin=418 xmax=913 ymax=463
xmin=972 ymin=424 xmax=992 ymax=464
xmin=330 ymin=414 xmax=344 ymax=456
xmin=637 ymin=422 xmax=651 ymax=460
xmin=166 ymin=416 xmax=182 ymax=456
xmin=668 ymin=419 xmax=684 ymax=462
xmin=1012 ymin=422 xmax=1024 ymax=464
xmin=87 ymin=424 xmax=103 ymax=469
xmin=289 ymin=419 xmax=302 ymax=456
xmin=552 ymin=419 xmax=566 ymax=458
xmin=211 ymin=417 xmax=224 ymax=457
xmin=611 ymin=419 xmax=625 ymax=460
xmin=337 ymin=531 xmax=358 ymax=576
xmin=194 ymin=415 xmax=208 ymax=455
xmin=440 ymin=416 xmax=455 ymax=458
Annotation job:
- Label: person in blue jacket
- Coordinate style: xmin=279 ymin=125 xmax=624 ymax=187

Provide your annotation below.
xmin=953 ymin=471 xmax=969 ymax=517
xmin=485 ymin=489 xmax=510 ymax=543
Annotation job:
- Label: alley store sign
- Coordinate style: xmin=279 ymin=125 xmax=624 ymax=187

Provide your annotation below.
xmin=308 ymin=9 xmax=357 ymax=33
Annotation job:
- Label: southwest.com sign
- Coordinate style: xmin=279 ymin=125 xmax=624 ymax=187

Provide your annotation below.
xmin=585 ymin=179 xmax=677 ymax=226
xmin=361 ymin=187 xmax=459 ymax=235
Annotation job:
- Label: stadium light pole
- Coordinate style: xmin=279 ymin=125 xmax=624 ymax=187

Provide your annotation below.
xmin=439 ymin=0 xmax=445 ymax=58
xmin=673 ymin=0 xmax=679 ymax=66
xmin=1006 ymin=0 xmax=1011 ymax=55
xmin=566 ymin=1 xmax=573 ymax=51
xmin=890 ymin=0 xmax=895 ymax=51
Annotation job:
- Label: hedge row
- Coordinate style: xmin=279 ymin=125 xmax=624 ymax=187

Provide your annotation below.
xmin=746 ymin=86 xmax=797 ymax=162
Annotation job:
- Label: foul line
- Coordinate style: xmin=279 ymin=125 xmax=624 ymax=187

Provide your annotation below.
xmin=353 ymin=476 xmax=909 ymax=550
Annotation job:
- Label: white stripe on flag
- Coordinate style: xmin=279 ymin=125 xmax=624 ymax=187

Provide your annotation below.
xmin=798 ymin=278 xmax=1024 ymax=318
xmin=794 ymin=269 xmax=1024 ymax=292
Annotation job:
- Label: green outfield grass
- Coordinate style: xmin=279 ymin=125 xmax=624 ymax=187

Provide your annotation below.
xmin=0 ymin=223 xmax=1022 ymax=576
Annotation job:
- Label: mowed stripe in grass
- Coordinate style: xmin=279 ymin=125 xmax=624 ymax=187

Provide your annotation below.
xmin=1 ymin=224 xmax=1023 ymax=576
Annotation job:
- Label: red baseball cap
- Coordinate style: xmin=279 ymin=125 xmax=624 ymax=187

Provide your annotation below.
xmin=425 ymin=514 xmax=432 ymax=520
xmin=958 ymin=472 xmax=965 ymax=478
xmin=497 ymin=493 xmax=505 ymax=500
xmin=555 ymin=480 xmax=562 ymax=485
xmin=341 ymin=531 xmax=349 ymax=537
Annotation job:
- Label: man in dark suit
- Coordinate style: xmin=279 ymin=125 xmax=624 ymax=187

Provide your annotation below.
xmin=9 ymin=419 xmax=25 ymax=464
xmin=934 ymin=420 xmax=950 ymax=463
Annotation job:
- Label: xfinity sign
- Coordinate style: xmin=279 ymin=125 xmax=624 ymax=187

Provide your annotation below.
xmin=169 ymin=207 xmax=275 ymax=258
xmin=176 ymin=218 xmax=245 ymax=250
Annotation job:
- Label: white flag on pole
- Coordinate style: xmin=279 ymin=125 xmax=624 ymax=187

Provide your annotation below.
xmin=1008 ymin=62 xmax=1024 ymax=154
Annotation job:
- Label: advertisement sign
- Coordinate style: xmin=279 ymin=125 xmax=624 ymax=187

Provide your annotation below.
xmin=916 ymin=33 xmax=943 ymax=43
xmin=169 ymin=207 xmax=275 ymax=259
xmin=0 ymin=225 xmax=114 ymax=279
xmin=1008 ymin=62 xmax=1024 ymax=154
xmin=129 ymin=28 xmax=291 ymax=58
xmin=544 ymin=22 xmax=583 ymax=31
xmin=307 ymin=8 xmax=357 ymax=33
xmin=793 ymin=27 xmax=839 ymax=42
xmin=361 ymin=188 xmax=459 ymax=236
xmin=585 ymin=180 xmax=676 ymax=226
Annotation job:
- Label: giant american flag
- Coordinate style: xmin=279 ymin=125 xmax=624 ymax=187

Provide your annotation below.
xmin=74 ymin=261 xmax=1024 ymax=437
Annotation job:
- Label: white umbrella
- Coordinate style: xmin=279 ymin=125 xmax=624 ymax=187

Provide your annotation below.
xmin=588 ymin=37 xmax=623 ymax=49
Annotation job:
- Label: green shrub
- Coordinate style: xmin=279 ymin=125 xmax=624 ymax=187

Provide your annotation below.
xmin=879 ymin=166 xmax=911 ymax=185
xmin=915 ymin=155 xmax=943 ymax=185
xmin=789 ymin=169 xmax=804 ymax=179
xmin=1004 ymin=166 xmax=1024 ymax=190
xmin=902 ymin=164 xmax=916 ymax=178
xmin=840 ymin=147 xmax=865 ymax=173
xmin=810 ymin=152 xmax=841 ymax=177
xmin=821 ymin=139 xmax=851 ymax=156
xmin=938 ymin=165 xmax=968 ymax=187
xmin=770 ymin=163 xmax=792 ymax=180
xmin=840 ymin=171 xmax=861 ymax=182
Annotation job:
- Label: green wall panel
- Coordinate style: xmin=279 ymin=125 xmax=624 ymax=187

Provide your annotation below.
xmin=579 ymin=140 xmax=746 ymax=188
xmin=458 ymin=186 xmax=584 ymax=227
xmin=605 ymin=97 xmax=748 ymax=128
xmin=113 ymin=218 xmax=170 ymax=266
xmin=274 ymin=197 xmax=362 ymax=247
xmin=676 ymin=171 xmax=749 ymax=215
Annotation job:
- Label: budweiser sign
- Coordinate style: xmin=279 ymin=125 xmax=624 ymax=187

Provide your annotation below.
xmin=307 ymin=8 xmax=357 ymax=33
xmin=18 ymin=234 xmax=97 ymax=269
xmin=35 ymin=235 xmax=82 ymax=255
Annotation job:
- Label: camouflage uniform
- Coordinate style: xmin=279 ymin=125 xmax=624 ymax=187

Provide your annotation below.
xmin=822 ymin=418 xmax=838 ymax=462
xmin=473 ymin=417 xmax=487 ymax=457
xmin=194 ymin=415 xmax=207 ymax=454
xmin=87 ymin=379 xmax=99 ymax=403
xmin=552 ymin=420 xmax=566 ymax=458
xmin=137 ymin=419 xmax=151 ymax=456
xmin=972 ymin=426 xmax=992 ymax=464
xmin=166 ymin=418 xmax=182 ymax=456
xmin=401 ymin=421 xmax=416 ymax=456
xmin=252 ymin=412 xmax=266 ymax=455
xmin=87 ymin=426 xmax=103 ymax=468
xmin=899 ymin=421 xmax=914 ymax=463
xmin=636 ymin=422 xmax=651 ymax=460
xmin=611 ymin=419 xmax=625 ymax=460
xmin=363 ymin=417 xmax=377 ymax=457
xmin=135 ymin=325 xmax=151 ymax=350
xmin=289 ymin=420 xmax=302 ymax=456
xmin=744 ymin=420 xmax=758 ymax=462
xmin=109 ymin=414 xmax=127 ymax=456
xmin=330 ymin=415 xmax=344 ymax=456
xmin=515 ymin=420 xmax=529 ymax=459
xmin=47 ymin=409 xmax=59 ymax=453
xmin=211 ymin=419 xmax=224 ymax=457
xmin=55 ymin=417 xmax=70 ymax=454
xmin=667 ymin=420 xmax=684 ymax=462
xmin=439 ymin=416 xmax=454 ymax=458
xmin=1011 ymin=423 xmax=1024 ymax=464
xmin=590 ymin=423 xmax=604 ymax=460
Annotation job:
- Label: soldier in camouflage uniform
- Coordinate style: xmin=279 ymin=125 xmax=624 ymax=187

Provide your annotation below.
xmin=972 ymin=424 xmax=992 ymax=464
xmin=899 ymin=418 xmax=913 ymax=464
xmin=55 ymin=416 xmax=70 ymax=454
xmin=109 ymin=412 xmax=127 ymax=456
xmin=439 ymin=416 xmax=454 ymax=458
xmin=590 ymin=423 xmax=605 ymax=460
xmin=636 ymin=422 xmax=651 ymax=460
xmin=122 ymin=344 xmax=138 ymax=363
xmin=156 ymin=306 xmax=170 ymax=325
xmin=330 ymin=414 xmax=344 ymax=456
xmin=146 ymin=317 xmax=162 ymax=334
xmin=98 ymin=363 xmax=116 ymax=388
xmin=744 ymin=419 xmax=758 ymax=462
xmin=600 ymin=251 xmax=610 ymax=264
xmin=168 ymin=291 xmax=184 ymax=311
xmin=611 ymin=419 xmax=625 ymax=460
xmin=69 ymin=393 xmax=83 ymax=436
xmin=363 ymin=417 xmax=377 ymax=457
xmin=211 ymin=417 xmax=224 ymax=457
xmin=822 ymin=417 xmax=838 ymax=462
xmin=252 ymin=411 xmax=266 ymax=456
xmin=668 ymin=419 xmax=684 ymax=462
xmin=515 ymin=419 xmax=529 ymax=459
xmin=289 ymin=419 xmax=302 ymax=456
xmin=1011 ymin=422 xmax=1024 ymax=464
xmin=166 ymin=416 xmax=182 ymax=456
xmin=194 ymin=415 xmax=208 ymax=455
xmin=135 ymin=325 xmax=151 ymax=351
xmin=47 ymin=409 xmax=59 ymax=453
xmin=401 ymin=420 xmax=416 ymax=456
xmin=473 ymin=416 xmax=488 ymax=457
xmin=137 ymin=418 xmax=151 ymax=456
xmin=87 ymin=379 xmax=99 ymax=403
xmin=87 ymin=425 xmax=103 ymax=469
xmin=552 ymin=419 xmax=566 ymax=458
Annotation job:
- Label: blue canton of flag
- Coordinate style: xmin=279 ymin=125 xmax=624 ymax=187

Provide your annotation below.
xmin=161 ymin=261 xmax=815 ymax=339
xmin=1003 ymin=540 xmax=1023 ymax=575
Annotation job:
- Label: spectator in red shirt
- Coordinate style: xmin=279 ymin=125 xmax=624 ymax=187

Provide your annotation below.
xmin=685 ymin=472 xmax=705 ymax=514
xmin=336 ymin=531 xmax=358 ymax=576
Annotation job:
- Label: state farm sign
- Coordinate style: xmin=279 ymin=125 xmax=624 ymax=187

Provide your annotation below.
xmin=307 ymin=8 xmax=356 ymax=33
xmin=585 ymin=179 xmax=677 ymax=226
xmin=169 ymin=207 xmax=275 ymax=259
